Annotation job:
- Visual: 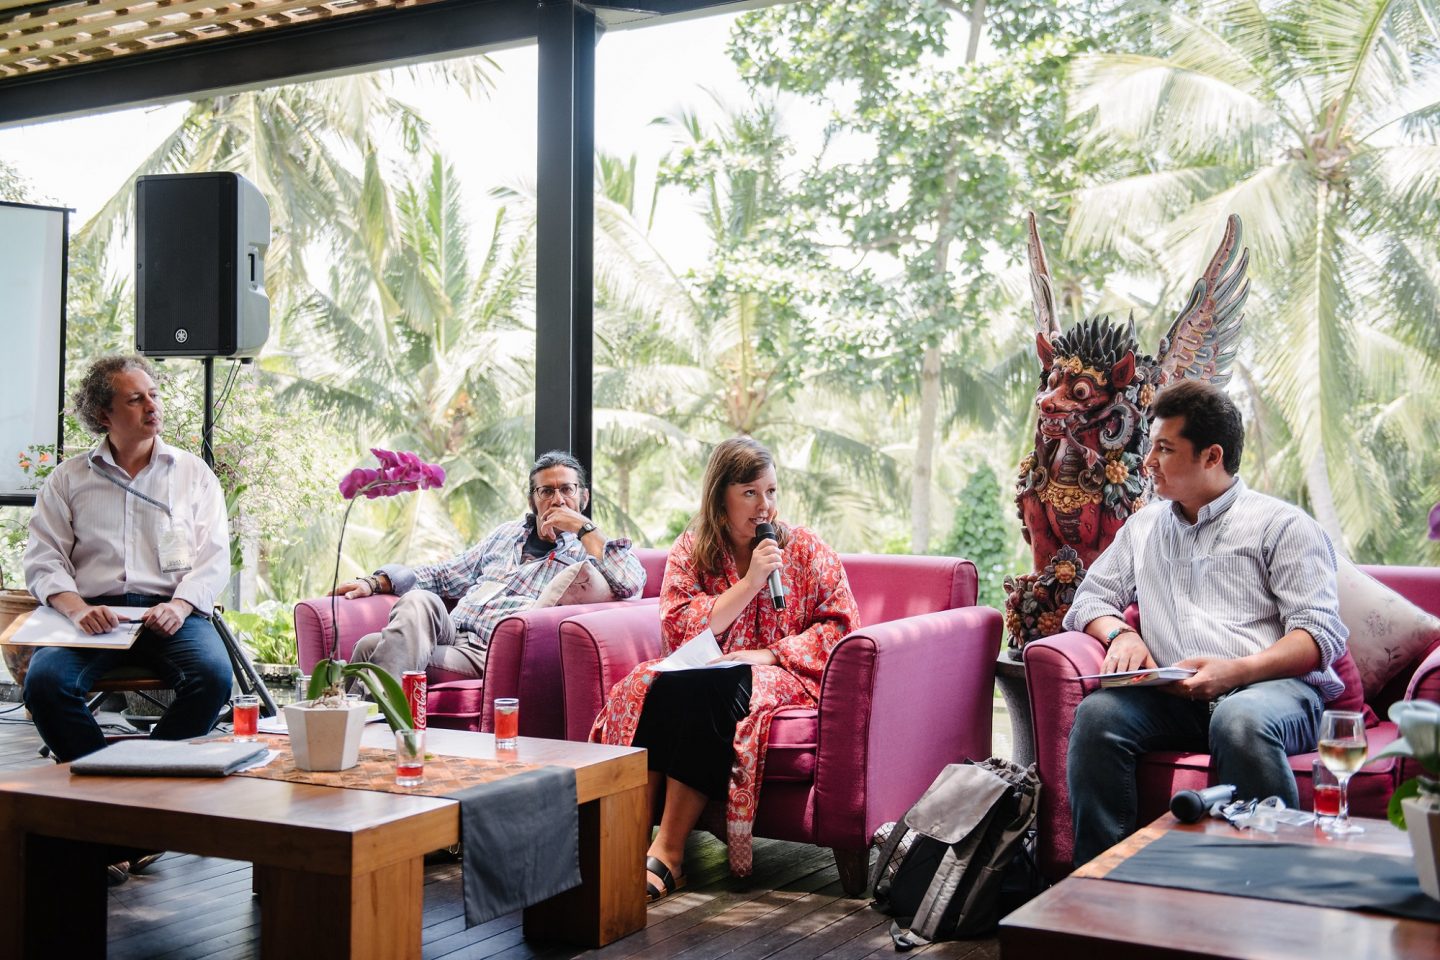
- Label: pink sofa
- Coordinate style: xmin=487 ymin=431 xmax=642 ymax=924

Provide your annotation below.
xmin=293 ymin=548 xmax=669 ymax=738
xmin=1024 ymin=564 xmax=1440 ymax=880
xmin=557 ymin=553 xmax=1003 ymax=895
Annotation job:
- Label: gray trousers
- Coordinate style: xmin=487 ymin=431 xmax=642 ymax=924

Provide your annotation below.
xmin=350 ymin=590 xmax=487 ymax=680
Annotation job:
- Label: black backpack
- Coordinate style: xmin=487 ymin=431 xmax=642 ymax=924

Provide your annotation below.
xmin=869 ymin=757 xmax=1041 ymax=949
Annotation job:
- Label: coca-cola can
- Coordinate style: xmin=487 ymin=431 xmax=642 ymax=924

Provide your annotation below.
xmin=402 ymin=671 xmax=427 ymax=730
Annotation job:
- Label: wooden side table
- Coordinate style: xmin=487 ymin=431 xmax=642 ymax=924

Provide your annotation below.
xmin=994 ymin=649 xmax=1034 ymax=767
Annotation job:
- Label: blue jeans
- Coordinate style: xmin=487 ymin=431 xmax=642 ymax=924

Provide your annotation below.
xmin=23 ymin=594 xmax=233 ymax=762
xmin=1067 ymin=677 xmax=1323 ymax=867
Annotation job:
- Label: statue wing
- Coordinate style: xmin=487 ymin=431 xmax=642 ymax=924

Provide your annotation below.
xmin=1155 ymin=214 xmax=1249 ymax=389
xmin=1027 ymin=211 xmax=1063 ymax=341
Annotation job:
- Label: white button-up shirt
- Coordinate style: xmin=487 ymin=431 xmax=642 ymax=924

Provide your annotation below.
xmin=1064 ymin=477 xmax=1348 ymax=701
xmin=24 ymin=437 xmax=230 ymax=613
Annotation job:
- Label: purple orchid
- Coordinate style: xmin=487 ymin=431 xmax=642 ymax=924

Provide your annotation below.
xmin=339 ymin=448 xmax=446 ymax=500
xmin=1430 ymin=502 xmax=1439 ymax=541
xmin=328 ymin=450 xmax=446 ymax=665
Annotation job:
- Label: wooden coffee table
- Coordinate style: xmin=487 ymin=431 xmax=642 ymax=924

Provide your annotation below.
xmin=0 ymin=729 xmax=647 ymax=959
xmin=1000 ymin=813 xmax=1440 ymax=959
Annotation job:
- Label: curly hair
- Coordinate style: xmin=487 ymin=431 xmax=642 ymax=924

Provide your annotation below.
xmin=73 ymin=354 xmax=157 ymax=436
xmin=690 ymin=436 xmax=789 ymax=576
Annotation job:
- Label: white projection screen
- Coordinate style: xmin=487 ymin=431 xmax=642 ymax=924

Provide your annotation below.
xmin=0 ymin=201 xmax=68 ymax=505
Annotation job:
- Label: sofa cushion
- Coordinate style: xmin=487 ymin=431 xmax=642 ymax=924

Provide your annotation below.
xmin=762 ymin=707 xmax=818 ymax=783
xmin=1337 ymin=557 xmax=1440 ymax=698
xmin=535 ymin=561 xmax=616 ymax=608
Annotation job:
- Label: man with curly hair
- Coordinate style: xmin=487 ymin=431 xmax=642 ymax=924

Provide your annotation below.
xmin=23 ymin=354 xmax=232 ymax=767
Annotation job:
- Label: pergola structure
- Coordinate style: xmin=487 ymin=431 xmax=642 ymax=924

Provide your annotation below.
xmin=0 ymin=0 xmax=779 ymax=478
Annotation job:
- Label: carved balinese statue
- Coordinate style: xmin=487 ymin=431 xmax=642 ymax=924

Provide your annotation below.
xmin=1003 ymin=213 xmax=1249 ymax=650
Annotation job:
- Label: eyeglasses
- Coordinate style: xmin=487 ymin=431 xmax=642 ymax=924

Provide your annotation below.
xmin=531 ymin=483 xmax=581 ymax=501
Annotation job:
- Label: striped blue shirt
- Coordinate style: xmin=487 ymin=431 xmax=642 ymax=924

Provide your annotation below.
xmin=1063 ymin=477 xmax=1348 ymax=701
xmin=379 ymin=517 xmax=645 ymax=641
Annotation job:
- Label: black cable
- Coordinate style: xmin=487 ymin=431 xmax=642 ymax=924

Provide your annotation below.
xmin=212 ymin=359 xmax=241 ymax=420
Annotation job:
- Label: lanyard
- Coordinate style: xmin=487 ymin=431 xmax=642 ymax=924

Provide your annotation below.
xmin=89 ymin=459 xmax=173 ymax=519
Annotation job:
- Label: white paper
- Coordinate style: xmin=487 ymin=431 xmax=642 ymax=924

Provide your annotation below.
xmin=233 ymin=749 xmax=282 ymax=771
xmin=652 ymin=629 xmax=748 ymax=672
xmin=2 ymin=604 xmax=148 ymax=648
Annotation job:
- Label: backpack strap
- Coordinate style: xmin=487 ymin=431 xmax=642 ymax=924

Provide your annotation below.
xmin=868 ymin=820 xmax=911 ymax=897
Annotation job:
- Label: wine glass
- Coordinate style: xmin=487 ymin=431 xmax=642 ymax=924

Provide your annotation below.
xmin=1317 ymin=709 xmax=1367 ymax=835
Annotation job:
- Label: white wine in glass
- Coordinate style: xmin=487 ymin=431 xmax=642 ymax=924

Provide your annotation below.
xmin=1317 ymin=709 xmax=1367 ymax=835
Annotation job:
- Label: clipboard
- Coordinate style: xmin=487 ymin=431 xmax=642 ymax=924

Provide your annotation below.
xmin=0 ymin=604 xmax=145 ymax=650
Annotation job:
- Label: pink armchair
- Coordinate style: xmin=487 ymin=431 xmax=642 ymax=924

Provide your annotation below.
xmin=557 ymin=553 xmax=1003 ymax=895
xmin=1024 ymin=564 xmax=1440 ymax=881
xmin=292 ymin=547 xmax=669 ymax=738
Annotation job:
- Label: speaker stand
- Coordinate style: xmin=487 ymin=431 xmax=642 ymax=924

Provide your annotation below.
xmin=195 ymin=356 xmax=276 ymax=718
xmin=202 ymin=356 xmax=215 ymax=469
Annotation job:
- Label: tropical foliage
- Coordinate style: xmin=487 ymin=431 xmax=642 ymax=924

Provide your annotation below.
xmin=4 ymin=0 xmax=1436 ymax=634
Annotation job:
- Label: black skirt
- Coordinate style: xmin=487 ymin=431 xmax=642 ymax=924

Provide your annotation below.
xmin=631 ymin=665 xmax=753 ymax=800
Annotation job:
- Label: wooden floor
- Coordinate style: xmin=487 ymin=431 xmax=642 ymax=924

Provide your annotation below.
xmin=0 ymin=706 xmax=1003 ymax=960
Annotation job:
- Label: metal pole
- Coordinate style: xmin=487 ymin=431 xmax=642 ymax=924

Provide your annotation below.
xmin=201 ymin=356 xmax=215 ymax=469
xmin=535 ymin=0 xmax=597 ymax=490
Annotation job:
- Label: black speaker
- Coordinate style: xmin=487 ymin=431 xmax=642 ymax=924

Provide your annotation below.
xmin=135 ymin=172 xmax=271 ymax=358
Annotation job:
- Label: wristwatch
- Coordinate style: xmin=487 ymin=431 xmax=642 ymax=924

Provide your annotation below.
xmin=577 ymin=521 xmax=598 ymax=541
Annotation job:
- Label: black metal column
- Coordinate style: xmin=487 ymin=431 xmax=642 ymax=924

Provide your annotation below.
xmin=534 ymin=0 xmax=596 ymax=482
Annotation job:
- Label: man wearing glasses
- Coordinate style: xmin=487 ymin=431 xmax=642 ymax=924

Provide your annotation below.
xmin=332 ymin=450 xmax=645 ymax=681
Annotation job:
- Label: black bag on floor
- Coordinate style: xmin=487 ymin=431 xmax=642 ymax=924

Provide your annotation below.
xmin=869 ymin=757 xmax=1040 ymax=949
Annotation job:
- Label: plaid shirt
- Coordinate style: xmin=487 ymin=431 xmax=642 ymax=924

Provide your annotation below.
xmin=379 ymin=517 xmax=645 ymax=642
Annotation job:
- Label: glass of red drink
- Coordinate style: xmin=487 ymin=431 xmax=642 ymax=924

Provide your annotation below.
xmin=494 ymin=698 xmax=519 ymax=749
xmin=232 ymin=695 xmax=259 ymax=742
xmin=1312 ymin=759 xmax=1341 ymax=818
xmin=395 ymin=728 xmax=425 ymax=786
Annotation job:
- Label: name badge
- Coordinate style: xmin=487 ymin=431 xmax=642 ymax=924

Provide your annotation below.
xmin=159 ymin=525 xmax=194 ymax=574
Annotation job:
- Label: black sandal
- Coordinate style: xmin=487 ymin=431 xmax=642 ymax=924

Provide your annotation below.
xmin=645 ymin=855 xmax=685 ymax=902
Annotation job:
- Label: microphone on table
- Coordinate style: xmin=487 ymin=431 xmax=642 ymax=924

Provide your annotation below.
xmin=1170 ymin=784 xmax=1237 ymax=824
xmin=753 ymin=522 xmax=786 ymax=611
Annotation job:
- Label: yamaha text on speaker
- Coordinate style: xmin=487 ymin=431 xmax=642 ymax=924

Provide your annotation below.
xmin=135 ymin=172 xmax=271 ymax=359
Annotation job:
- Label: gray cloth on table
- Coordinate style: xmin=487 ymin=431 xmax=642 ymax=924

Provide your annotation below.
xmin=1105 ymin=831 xmax=1440 ymax=922
xmin=451 ymin=765 xmax=581 ymax=926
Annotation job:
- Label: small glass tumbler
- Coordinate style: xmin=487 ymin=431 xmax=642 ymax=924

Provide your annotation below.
xmin=1312 ymin=758 xmax=1342 ymax=822
xmin=231 ymin=694 xmax=259 ymax=742
xmin=494 ymin=698 xmax=519 ymax=749
xmin=395 ymin=728 xmax=425 ymax=787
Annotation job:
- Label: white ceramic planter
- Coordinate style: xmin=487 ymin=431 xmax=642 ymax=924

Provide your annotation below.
xmin=284 ymin=700 xmax=369 ymax=771
xmin=1402 ymin=795 xmax=1440 ymax=901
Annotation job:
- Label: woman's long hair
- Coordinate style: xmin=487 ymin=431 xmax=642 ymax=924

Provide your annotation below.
xmin=690 ymin=436 xmax=790 ymax=576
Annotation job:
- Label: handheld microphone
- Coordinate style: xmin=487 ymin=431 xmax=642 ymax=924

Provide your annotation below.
xmin=1169 ymin=784 xmax=1237 ymax=823
xmin=753 ymin=522 xmax=786 ymax=611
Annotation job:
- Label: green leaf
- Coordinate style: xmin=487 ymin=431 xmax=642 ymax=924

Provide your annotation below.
xmin=1390 ymin=777 xmax=1422 ymax=830
xmin=307 ymin=659 xmax=343 ymax=700
xmin=340 ymin=662 xmax=415 ymax=732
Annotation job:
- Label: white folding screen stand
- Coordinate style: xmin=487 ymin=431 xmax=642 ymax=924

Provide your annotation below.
xmin=0 ymin=200 xmax=68 ymax=507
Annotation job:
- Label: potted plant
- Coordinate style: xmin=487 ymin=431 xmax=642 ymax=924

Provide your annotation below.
xmin=284 ymin=449 xmax=444 ymax=771
xmin=0 ymin=448 xmax=57 ymax=688
xmin=1370 ymin=699 xmax=1440 ymax=899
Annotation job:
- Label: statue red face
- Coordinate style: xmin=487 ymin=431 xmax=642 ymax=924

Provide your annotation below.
xmin=1034 ymin=332 xmax=1136 ymax=440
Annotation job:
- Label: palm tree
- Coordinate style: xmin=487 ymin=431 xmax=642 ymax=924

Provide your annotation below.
xmin=270 ymin=152 xmax=535 ymax=568
xmin=1065 ymin=0 xmax=1440 ymax=558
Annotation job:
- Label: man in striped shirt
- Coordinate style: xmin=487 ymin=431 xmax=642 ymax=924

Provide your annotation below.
xmin=1063 ymin=379 xmax=1348 ymax=866
xmin=331 ymin=450 xmax=645 ymax=681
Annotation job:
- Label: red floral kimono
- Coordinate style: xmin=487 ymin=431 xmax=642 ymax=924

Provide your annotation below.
xmin=590 ymin=525 xmax=860 ymax=875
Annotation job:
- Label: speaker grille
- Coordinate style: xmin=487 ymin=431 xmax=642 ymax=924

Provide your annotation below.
xmin=136 ymin=173 xmax=238 ymax=357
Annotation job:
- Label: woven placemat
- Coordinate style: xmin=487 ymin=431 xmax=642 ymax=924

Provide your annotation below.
xmin=234 ymin=735 xmax=544 ymax=798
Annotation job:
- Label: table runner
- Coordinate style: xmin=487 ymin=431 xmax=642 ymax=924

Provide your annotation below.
xmin=236 ymin=735 xmax=581 ymax=925
xmin=1105 ymin=831 xmax=1440 ymax=922
xmin=234 ymin=734 xmax=544 ymax=796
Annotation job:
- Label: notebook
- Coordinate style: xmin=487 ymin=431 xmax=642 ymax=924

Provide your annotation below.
xmin=70 ymin=738 xmax=270 ymax=777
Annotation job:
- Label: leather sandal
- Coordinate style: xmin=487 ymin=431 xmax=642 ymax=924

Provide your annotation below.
xmin=645 ymin=855 xmax=685 ymax=903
